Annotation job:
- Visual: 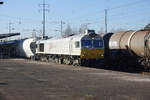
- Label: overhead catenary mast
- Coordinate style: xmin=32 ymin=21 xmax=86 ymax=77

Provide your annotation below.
xmin=104 ymin=9 xmax=108 ymax=34
xmin=39 ymin=0 xmax=49 ymax=39
xmin=42 ymin=0 xmax=46 ymax=38
xmin=60 ymin=21 xmax=65 ymax=37
xmin=8 ymin=21 xmax=12 ymax=33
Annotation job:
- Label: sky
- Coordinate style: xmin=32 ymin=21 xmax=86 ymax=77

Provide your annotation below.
xmin=0 ymin=0 xmax=150 ymax=38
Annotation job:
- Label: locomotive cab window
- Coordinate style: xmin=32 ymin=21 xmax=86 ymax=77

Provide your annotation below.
xmin=81 ymin=40 xmax=92 ymax=48
xmin=93 ymin=40 xmax=103 ymax=48
xmin=30 ymin=42 xmax=36 ymax=53
xmin=75 ymin=41 xmax=80 ymax=48
xmin=39 ymin=43 xmax=44 ymax=52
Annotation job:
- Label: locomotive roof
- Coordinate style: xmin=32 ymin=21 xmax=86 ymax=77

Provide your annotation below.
xmin=37 ymin=34 xmax=87 ymax=43
xmin=37 ymin=33 xmax=102 ymax=44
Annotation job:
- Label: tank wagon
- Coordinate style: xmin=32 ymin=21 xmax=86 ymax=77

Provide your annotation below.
xmin=17 ymin=38 xmax=36 ymax=58
xmin=108 ymin=30 xmax=150 ymax=70
xmin=34 ymin=30 xmax=104 ymax=66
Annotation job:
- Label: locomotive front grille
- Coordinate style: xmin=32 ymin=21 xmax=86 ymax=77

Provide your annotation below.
xmin=80 ymin=48 xmax=104 ymax=59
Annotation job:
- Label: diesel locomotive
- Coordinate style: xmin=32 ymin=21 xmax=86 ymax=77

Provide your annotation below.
xmin=34 ymin=30 xmax=104 ymax=66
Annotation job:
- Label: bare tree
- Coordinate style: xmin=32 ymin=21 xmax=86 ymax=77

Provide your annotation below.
xmin=63 ymin=23 xmax=72 ymax=37
xmin=144 ymin=23 xmax=150 ymax=30
xmin=98 ymin=27 xmax=104 ymax=34
xmin=79 ymin=24 xmax=87 ymax=34
xmin=72 ymin=27 xmax=78 ymax=35
xmin=110 ymin=28 xmax=126 ymax=33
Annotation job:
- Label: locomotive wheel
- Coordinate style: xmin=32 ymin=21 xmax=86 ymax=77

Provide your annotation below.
xmin=41 ymin=57 xmax=47 ymax=62
xmin=47 ymin=57 xmax=52 ymax=62
xmin=63 ymin=59 xmax=70 ymax=65
xmin=54 ymin=58 xmax=59 ymax=63
xmin=58 ymin=58 xmax=63 ymax=64
xmin=73 ymin=59 xmax=80 ymax=66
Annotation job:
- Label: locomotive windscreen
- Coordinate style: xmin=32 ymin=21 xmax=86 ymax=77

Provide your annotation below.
xmin=30 ymin=42 xmax=36 ymax=54
xmin=81 ymin=40 xmax=92 ymax=48
xmin=81 ymin=40 xmax=103 ymax=48
xmin=93 ymin=40 xmax=103 ymax=48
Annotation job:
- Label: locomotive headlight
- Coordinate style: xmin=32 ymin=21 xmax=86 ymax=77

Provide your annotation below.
xmin=83 ymin=53 xmax=87 ymax=57
xmin=99 ymin=53 xmax=104 ymax=57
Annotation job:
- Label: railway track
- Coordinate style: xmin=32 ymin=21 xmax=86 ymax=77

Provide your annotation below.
xmin=29 ymin=58 xmax=150 ymax=76
xmin=142 ymin=72 xmax=150 ymax=76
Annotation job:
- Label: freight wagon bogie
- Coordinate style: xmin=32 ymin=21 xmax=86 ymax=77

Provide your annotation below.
xmin=107 ymin=49 xmax=140 ymax=70
xmin=138 ymin=58 xmax=150 ymax=71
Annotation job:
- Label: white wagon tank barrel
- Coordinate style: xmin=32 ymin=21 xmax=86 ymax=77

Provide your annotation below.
xmin=17 ymin=38 xmax=36 ymax=58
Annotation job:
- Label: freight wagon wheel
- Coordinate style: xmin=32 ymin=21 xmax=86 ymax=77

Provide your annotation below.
xmin=30 ymin=56 xmax=35 ymax=61
xmin=147 ymin=62 xmax=150 ymax=72
xmin=142 ymin=58 xmax=150 ymax=72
